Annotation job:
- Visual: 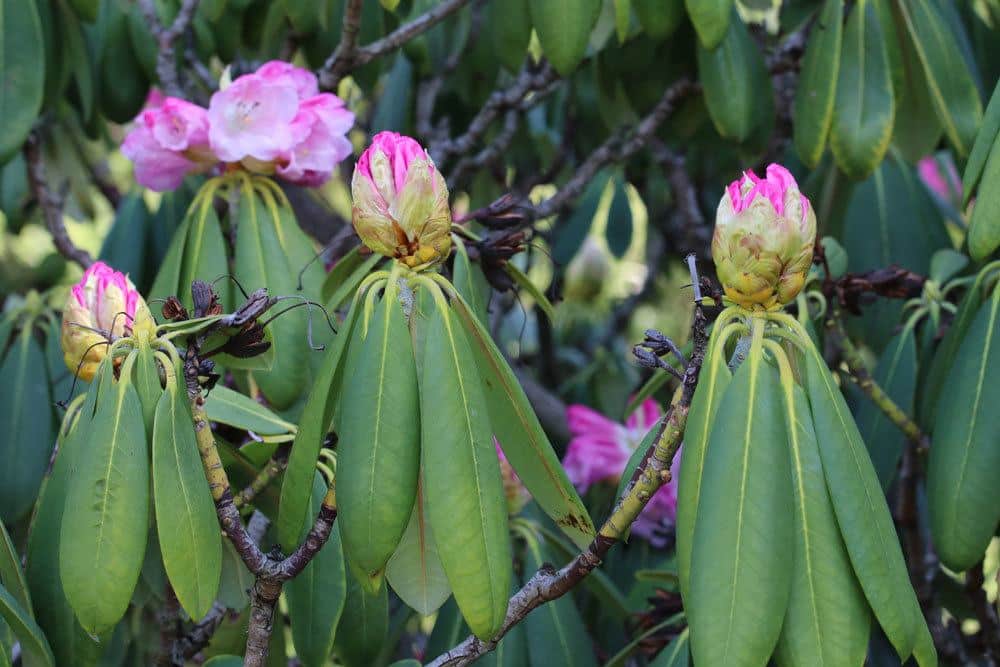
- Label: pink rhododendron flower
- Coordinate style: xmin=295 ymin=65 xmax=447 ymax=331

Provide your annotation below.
xmin=277 ymin=94 xmax=354 ymax=186
xmin=918 ymin=155 xmax=961 ymax=204
xmin=351 ymin=132 xmax=451 ymax=269
xmin=121 ymin=97 xmax=214 ymax=192
xmin=256 ymin=60 xmax=320 ymax=100
xmin=61 ymin=262 xmax=153 ymax=381
xmin=208 ymin=70 xmax=300 ymax=163
xmin=563 ymin=399 xmax=679 ymax=546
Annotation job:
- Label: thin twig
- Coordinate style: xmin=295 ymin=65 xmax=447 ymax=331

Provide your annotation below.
xmin=447 ymin=110 xmax=521 ymax=189
xmin=319 ymin=0 xmax=473 ymax=90
xmin=427 ymin=282 xmax=709 ymax=666
xmin=138 ymin=0 xmax=201 ymax=97
xmin=24 ymin=132 xmax=93 ymax=270
xmin=233 ymin=443 xmax=291 ymax=509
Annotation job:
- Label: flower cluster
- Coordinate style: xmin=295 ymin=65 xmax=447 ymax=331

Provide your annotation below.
xmin=562 ymin=399 xmax=679 ymax=546
xmin=713 ymin=163 xmax=816 ymax=310
xmin=61 ymin=262 xmax=152 ymax=381
xmin=122 ymin=61 xmax=355 ymax=192
xmin=351 ymin=131 xmax=452 ymax=271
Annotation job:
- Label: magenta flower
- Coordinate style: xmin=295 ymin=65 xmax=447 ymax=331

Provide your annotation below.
xmin=562 ymin=399 xmax=679 ymax=546
xmin=918 ymin=155 xmax=961 ymax=205
xmin=121 ymin=97 xmax=214 ymax=192
xmin=351 ymin=132 xmax=451 ymax=269
xmin=276 ymin=94 xmax=354 ymax=186
xmin=61 ymin=262 xmax=153 ymax=381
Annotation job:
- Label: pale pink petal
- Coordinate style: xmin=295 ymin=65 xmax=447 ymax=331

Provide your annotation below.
xmin=256 ymin=60 xmax=319 ymax=100
xmin=122 ymin=122 xmax=198 ymax=192
xmin=207 ymin=72 xmax=299 ymax=162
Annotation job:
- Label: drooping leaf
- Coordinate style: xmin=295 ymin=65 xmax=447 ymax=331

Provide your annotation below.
xmin=676 ymin=324 xmax=732 ymax=601
xmin=277 ymin=292 xmax=363 ymax=550
xmin=967 ymin=135 xmax=1000 ymax=261
xmin=321 ymin=247 xmax=381 ymax=311
xmin=773 ymin=383 xmax=870 ymax=666
xmin=204 ymin=385 xmax=297 ymax=436
xmin=519 ymin=526 xmax=597 ymax=667
xmin=856 ymin=327 xmax=918 ymax=489
xmin=530 ymin=0 xmax=602 ymax=76
xmin=0 ymin=522 xmax=28 ymax=616
xmin=337 ymin=284 xmax=420 ymax=578
xmin=962 ymin=77 xmax=1000 ymax=205
xmin=152 ymin=382 xmax=222 ymax=620
xmin=0 ymin=0 xmax=45 ymax=163
xmin=804 ymin=347 xmax=928 ymax=662
xmin=486 ymin=0 xmax=531 ymax=72
xmin=687 ymin=347 xmax=792 ymax=666
xmin=451 ymin=242 xmax=490 ymax=326
xmin=793 ymin=0 xmax=843 ymax=167
xmin=927 ymin=283 xmax=1000 ymax=572
xmin=503 ymin=263 xmax=555 ymax=321
xmin=0 ymin=585 xmax=53 ymax=667
xmin=633 ymin=0 xmax=683 ymax=39
xmin=286 ymin=475 xmax=346 ymax=667
xmin=420 ymin=303 xmax=511 ymax=640
xmin=685 ymin=0 xmax=733 ymax=49
xmin=60 ymin=374 xmax=149 ymax=635
xmin=99 ymin=192 xmax=150 ymax=293
xmin=697 ymin=12 xmax=770 ymax=143
xmin=335 ymin=568 xmax=388 ymax=667
xmin=0 ymin=325 xmax=54 ymax=522
xmin=386 ymin=479 xmax=450 ymax=616
xmin=451 ymin=296 xmax=595 ymax=549
xmin=830 ymin=0 xmax=895 ymax=180
xmin=131 ymin=338 xmax=163 ymax=436
xmin=897 ymin=0 xmax=983 ymax=157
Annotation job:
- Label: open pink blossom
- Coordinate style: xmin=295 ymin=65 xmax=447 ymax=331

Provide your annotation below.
xmin=276 ymin=94 xmax=354 ymax=186
xmin=563 ymin=399 xmax=679 ymax=546
xmin=918 ymin=155 xmax=961 ymax=205
xmin=208 ymin=70 xmax=300 ymax=163
xmin=256 ymin=60 xmax=320 ymax=100
xmin=121 ymin=97 xmax=213 ymax=192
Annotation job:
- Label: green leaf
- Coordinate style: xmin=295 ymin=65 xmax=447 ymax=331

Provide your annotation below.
xmin=424 ymin=596 xmax=466 ymax=659
xmin=487 ymin=0 xmax=531 ymax=71
xmin=897 ymin=0 xmax=982 ymax=157
xmin=793 ymin=0 xmax=843 ymax=167
xmin=804 ymin=347 xmax=926 ymax=661
xmin=503 ymin=263 xmax=555 ymax=321
xmin=97 ymin=0 xmax=149 ymax=123
xmin=451 ymin=296 xmax=595 ymax=549
xmin=0 ymin=0 xmax=44 ymax=163
xmin=530 ymin=0 xmax=602 ymax=76
xmin=277 ymin=293 xmax=362 ymax=550
xmin=774 ymin=383 xmax=870 ymax=666
xmin=519 ymin=527 xmax=597 ymax=667
xmin=204 ymin=385 xmax=297 ymax=436
xmin=235 ymin=187 xmax=325 ymax=408
xmin=675 ymin=324 xmax=731 ymax=601
xmin=0 ymin=585 xmax=53 ymax=667
xmin=962 ymin=78 xmax=1000 ymax=205
xmin=649 ymin=628 xmax=689 ymax=667
xmin=321 ymin=246 xmax=380 ymax=309
xmin=69 ymin=0 xmax=97 ymax=21
xmin=887 ymin=0 xmax=943 ymax=164
xmin=26 ymin=379 xmax=104 ymax=666
xmin=217 ymin=539 xmax=252 ymax=612
xmin=856 ymin=327 xmax=917 ymax=489
xmin=697 ymin=13 xmax=769 ymax=143
xmin=685 ymin=0 xmax=732 ymax=48
xmin=451 ymin=242 xmax=490 ymax=326
xmin=338 ymin=284 xmax=420 ymax=577
xmin=286 ymin=475 xmax=346 ymax=667
xmin=335 ymin=568 xmax=388 ymax=667
xmin=420 ymin=303 xmax=511 ymax=640
xmin=386 ymin=479 xmax=450 ymax=616
xmin=928 ymin=283 xmax=1000 ymax=571
xmin=967 ymin=135 xmax=1000 ymax=261
xmin=613 ymin=0 xmax=630 ymax=43
xmin=131 ymin=340 xmax=162 ymax=436
xmin=477 ymin=617 xmax=528 ymax=667
xmin=152 ymin=382 xmax=222 ymax=620
xmin=0 ymin=522 xmax=29 ymax=616
xmin=830 ymin=0 xmax=895 ymax=180
xmin=0 ymin=326 xmax=54 ymax=522
xmin=60 ymin=375 xmax=149 ymax=635
xmin=929 ymin=249 xmax=968 ymax=284
xmin=633 ymin=0 xmax=683 ymax=38
xmin=687 ymin=349 xmax=792 ymax=666
xmin=99 ymin=193 xmax=150 ymax=291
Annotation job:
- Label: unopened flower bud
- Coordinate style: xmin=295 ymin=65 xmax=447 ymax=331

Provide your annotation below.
xmin=351 ymin=132 xmax=452 ymax=271
xmin=61 ymin=262 xmax=153 ymax=381
xmin=712 ymin=164 xmax=816 ymax=310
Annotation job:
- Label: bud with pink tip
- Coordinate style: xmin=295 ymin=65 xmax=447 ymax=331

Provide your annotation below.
xmin=61 ymin=262 xmax=153 ymax=381
xmin=712 ymin=163 xmax=816 ymax=310
xmin=351 ymin=132 xmax=452 ymax=270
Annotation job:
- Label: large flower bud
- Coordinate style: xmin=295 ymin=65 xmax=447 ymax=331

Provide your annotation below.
xmin=351 ymin=132 xmax=452 ymax=271
xmin=712 ymin=164 xmax=816 ymax=310
xmin=61 ymin=262 xmax=153 ymax=381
